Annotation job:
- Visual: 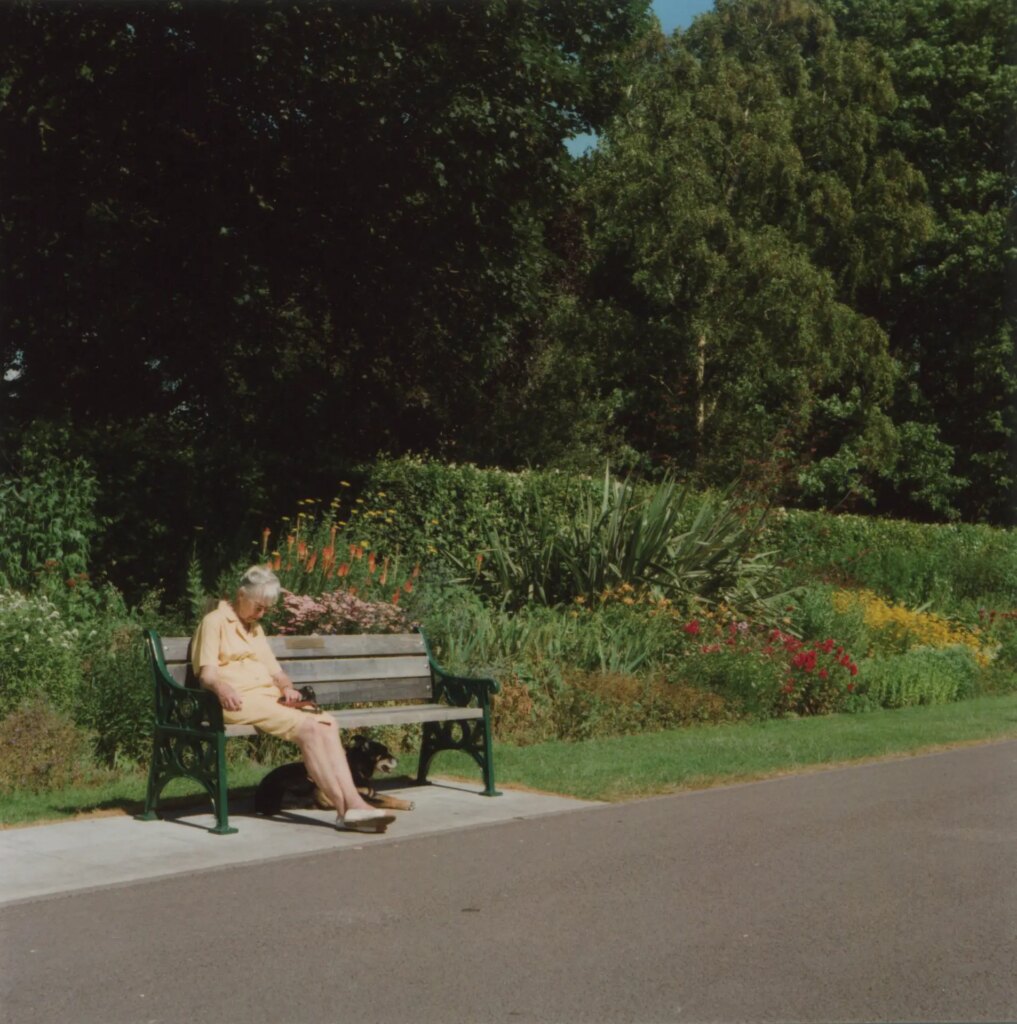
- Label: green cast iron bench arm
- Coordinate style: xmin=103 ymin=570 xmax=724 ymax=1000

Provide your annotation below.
xmin=145 ymin=627 xmax=225 ymax=732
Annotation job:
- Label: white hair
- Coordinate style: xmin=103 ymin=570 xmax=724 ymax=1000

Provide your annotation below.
xmin=237 ymin=565 xmax=281 ymax=604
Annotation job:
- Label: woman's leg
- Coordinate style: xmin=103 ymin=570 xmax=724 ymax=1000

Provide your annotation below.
xmin=294 ymin=716 xmax=375 ymax=818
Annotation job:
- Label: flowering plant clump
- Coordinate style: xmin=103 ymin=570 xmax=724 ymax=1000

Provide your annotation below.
xmin=274 ymin=589 xmax=412 ymax=636
xmin=257 ymin=497 xmax=421 ymax=607
xmin=768 ymin=630 xmax=860 ymax=716
xmin=832 ymin=588 xmax=987 ymax=663
xmin=673 ymin=611 xmax=862 ymax=717
xmin=0 ymin=591 xmax=83 ymax=719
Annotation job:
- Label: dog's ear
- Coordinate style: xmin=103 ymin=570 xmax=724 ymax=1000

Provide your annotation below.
xmin=349 ymin=734 xmax=368 ymax=751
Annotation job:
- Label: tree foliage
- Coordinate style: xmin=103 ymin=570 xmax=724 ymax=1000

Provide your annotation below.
xmin=829 ymin=0 xmax=1017 ymax=524
xmin=1 ymin=0 xmax=649 ymax=594
xmin=0 ymin=0 xmax=1010 ymax=603
xmin=567 ymin=0 xmax=934 ymax=508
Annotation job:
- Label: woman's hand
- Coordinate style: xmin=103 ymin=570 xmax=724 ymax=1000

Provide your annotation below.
xmin=198 ymin=666 xmax=242 ymax=712
xmin=214 ymin=682 xmax=243 ymax=711
xmin=278 ymin=686 xmax=303 ymax=705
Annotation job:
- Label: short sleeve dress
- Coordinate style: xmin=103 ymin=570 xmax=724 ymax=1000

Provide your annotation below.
xmin=191 ymin=600 xmax=309 ymax=742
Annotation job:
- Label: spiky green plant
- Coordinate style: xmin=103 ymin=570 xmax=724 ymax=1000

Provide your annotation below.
xmin=478 ymin=467 xmax=789 ymax=618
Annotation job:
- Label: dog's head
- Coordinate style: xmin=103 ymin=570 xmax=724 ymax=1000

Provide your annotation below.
xmin=346 ymin=735 xmax=398 ymax=777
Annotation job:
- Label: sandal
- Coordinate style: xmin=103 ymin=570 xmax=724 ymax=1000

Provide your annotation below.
xmin=337 ymin=808 xmax=396 ymax=833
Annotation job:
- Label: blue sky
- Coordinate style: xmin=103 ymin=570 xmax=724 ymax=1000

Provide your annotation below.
xmin=653 ymin=0 xmax=714 ymax=34
xmin=567 ymin=0 xmax=714 ymax=154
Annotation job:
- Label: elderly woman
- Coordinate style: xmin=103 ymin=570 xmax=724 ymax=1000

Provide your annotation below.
xmin=191 ymin=565 xmax=395 ymax=833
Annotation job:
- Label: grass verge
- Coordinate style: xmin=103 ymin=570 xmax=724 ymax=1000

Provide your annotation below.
xmin=3 ymin=694 xmax=1017 ymax=825
xmin=430 ymin=693 xmax=1017 ymax=801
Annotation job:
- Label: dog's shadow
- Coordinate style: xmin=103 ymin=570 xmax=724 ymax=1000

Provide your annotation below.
xmin=260 ymin=775 xmax=424 ymax=827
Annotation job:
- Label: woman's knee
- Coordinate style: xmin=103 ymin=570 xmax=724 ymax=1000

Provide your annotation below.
xmin=296 ymin=715 xmax=337 ymax=747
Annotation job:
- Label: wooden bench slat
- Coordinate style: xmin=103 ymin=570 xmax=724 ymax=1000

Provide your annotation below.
xmin=165 ymin=665 xmax=434 ymax=702
xmin=301 ymin=678 xmax=433 ymax=703
xmin=222 ymin=703 xmax=484 ymax=736
xmin=159 ymin=632 xmax=426 ymax=662
xmin=286 ymin=655 xmax=430 ymax=682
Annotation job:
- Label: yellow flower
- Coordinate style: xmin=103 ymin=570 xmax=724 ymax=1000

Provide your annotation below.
xmin=340 ymin=481 xmax=351 ymax=487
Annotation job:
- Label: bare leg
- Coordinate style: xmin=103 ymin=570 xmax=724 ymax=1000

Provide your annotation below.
xmin=294 ymin=717 xmax=374 ymax=818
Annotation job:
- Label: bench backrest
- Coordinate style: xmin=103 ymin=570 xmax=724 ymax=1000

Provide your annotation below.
xmin=158 ymin=632 xmax=433 ymax=705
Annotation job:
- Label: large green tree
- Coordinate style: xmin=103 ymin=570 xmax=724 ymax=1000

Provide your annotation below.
xmin=1 ymin=0 xmax=649 ymax=594
xmin=569 ymin=0 xmax=934 ymax=506
xmin=829 ymin=0 xmax=1016 ymax=524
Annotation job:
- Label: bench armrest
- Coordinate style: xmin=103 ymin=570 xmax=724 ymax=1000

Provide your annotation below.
xmin=419 ymin=630 xmax=500 ymax=707
xmin=431 ymin=663 xmax=500 ymax=707
xmin=144 ymin=628 xmax=225 ymax=731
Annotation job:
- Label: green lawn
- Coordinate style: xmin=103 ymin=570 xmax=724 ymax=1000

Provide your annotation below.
xmin=432 ymin=693 xmax=1017 ymax=801
xmin=3 ymin=694 xmax=1017 ymax=826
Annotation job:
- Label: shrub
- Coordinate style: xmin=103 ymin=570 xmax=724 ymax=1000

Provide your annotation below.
xmin=769 ymin=632 xmax=861 ymax=716
xmin=0 ymin=702 xmax=100 ymax=793
xmin=491 ymin=674 xmax=545 ymax=745
xmin=776 ymin=510 xmax=1017 ymax=610
xmin=356 ymin=457 xmax=581 ymax=568
xmin=789 ymin=584 xmax=869 ymax=656
xmin=676 ymin=640 xmax=787 ymax=718
xmin=273 ymin=588 xmax=412 ymax=635
xmin=550 ymin=671 xmax=729 ymax=741
xmin=478 ymin=469 xmax=785 ymax=615
xmin=976 ymin=608 xmax=1017 ymax=671
xmin=672 ymin=614 xmax=862 ymax=718
xmin=77 ymin=619 xmax=152 ymax=767
xmin=0 ymin=424 xmax=103 ymax=594
xmin=0 ymin=591 xmax=82 ymax=720
xmin=861 ymin=647 xmax=980 ymax=708
xmin=832 ymin=589 xmax=987 ymax=662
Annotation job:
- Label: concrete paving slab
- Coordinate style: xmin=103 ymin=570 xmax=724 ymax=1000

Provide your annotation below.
xmin=0 ymin=778 xmax=599 ymax=907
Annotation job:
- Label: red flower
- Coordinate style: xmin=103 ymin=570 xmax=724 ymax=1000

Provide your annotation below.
xmin=684 ymin=620 xmax=701 ymax=636
xmin=849 ymin=664 xmax=858 ymax=676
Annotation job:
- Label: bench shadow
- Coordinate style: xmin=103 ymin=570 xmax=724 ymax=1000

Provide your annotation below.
xmin=124 ymin=774 xmax=434 ymax=830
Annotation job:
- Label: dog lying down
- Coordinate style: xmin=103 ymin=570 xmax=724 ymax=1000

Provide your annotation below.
xmin=254 ymin=735 xmax=416 ymax=816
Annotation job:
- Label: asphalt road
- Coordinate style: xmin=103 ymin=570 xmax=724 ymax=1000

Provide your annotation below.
xmin=3 ymin=740 xmax=1016 ymax=1024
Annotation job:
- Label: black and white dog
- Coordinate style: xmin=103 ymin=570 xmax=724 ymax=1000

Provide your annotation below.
xmin=254 ymin=735 xmax=415 ymax=815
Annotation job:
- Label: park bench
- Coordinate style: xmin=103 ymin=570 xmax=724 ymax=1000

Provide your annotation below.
xmin=137 ymin=629 xmax=500 ymax=834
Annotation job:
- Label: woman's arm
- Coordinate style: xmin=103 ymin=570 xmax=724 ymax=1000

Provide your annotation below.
xmin=272 ymin=668 xmax=302 ymax=704
xmin=198 ymin=664 xmax=243 ymax=711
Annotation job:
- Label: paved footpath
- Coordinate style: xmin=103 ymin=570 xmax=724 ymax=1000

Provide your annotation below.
xmin=2 ymin=742 xmax=1016 ymax=1024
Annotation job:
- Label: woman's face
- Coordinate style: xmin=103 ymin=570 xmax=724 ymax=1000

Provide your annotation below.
xmin=235 ymin=590 xmax=272 ymax=627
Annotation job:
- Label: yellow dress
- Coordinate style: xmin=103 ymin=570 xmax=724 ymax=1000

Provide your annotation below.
xmin=191 ymin=600 xmax=307 ymax=742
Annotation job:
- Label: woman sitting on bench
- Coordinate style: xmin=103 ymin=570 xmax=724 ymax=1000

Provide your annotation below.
xmin=191 ymin=565 xmax=395 ymax=834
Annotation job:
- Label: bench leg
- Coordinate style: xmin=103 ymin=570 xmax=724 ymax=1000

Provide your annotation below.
xmin=417 ymin=718 xmax=501 ymax=797
xmin=134 ymin=730 xmax=238 ymax=834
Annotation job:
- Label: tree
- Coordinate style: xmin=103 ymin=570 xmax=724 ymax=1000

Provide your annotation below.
xmin=0 ymin=0 xmax=650 ymax=595
xmin=830 ymin=0 xmax=1017 ymax=523
xmin=571 ymin=0 xmax=932 ymax=506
